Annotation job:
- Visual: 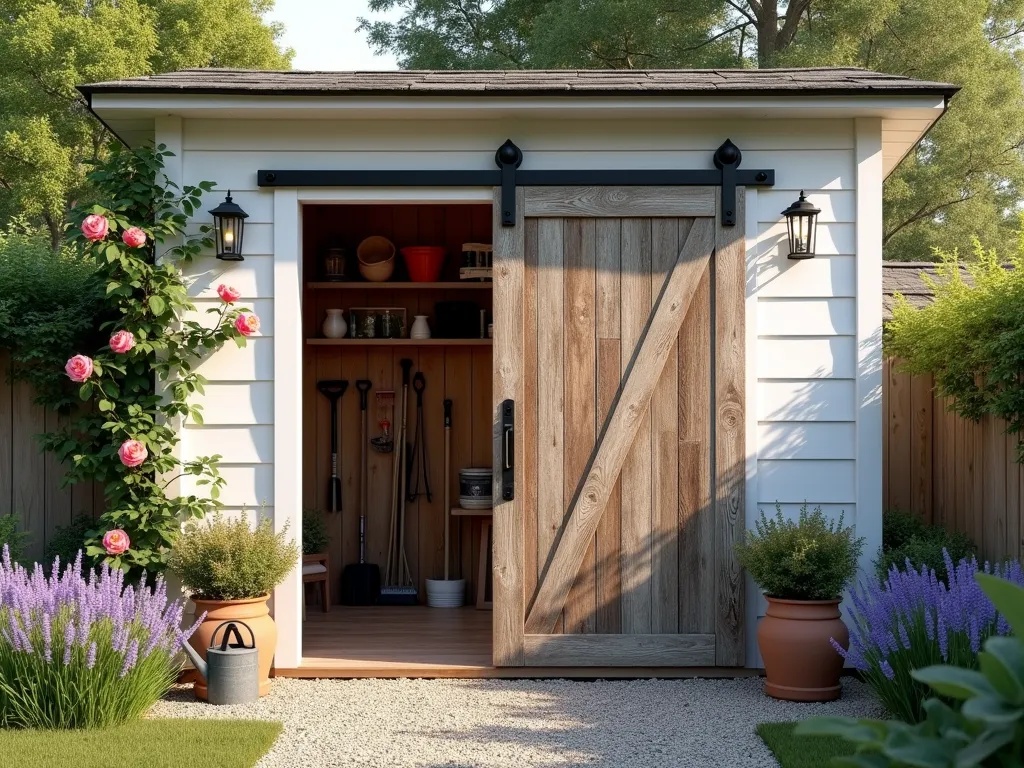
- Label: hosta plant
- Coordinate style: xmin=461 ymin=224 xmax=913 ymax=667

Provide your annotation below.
xmin=41 ymin=144 xmax=259 ymax=577
xmin=798 ymin=572 xmax=1024 ymax=767
xmin=837 ymin=553 xmax=1022 ymax=723
xmin=0 ymin=545 xmax=203 ymax=729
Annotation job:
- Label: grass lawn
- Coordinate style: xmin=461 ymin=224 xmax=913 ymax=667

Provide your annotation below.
xmin=0 ymin=719 xmax=282 ymax=768
xmin=757 ymin=721 xmax=855 ymax=768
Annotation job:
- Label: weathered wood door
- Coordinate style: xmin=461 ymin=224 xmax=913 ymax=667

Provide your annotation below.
xmin=492 ymin=186 xmax=745 ymax=667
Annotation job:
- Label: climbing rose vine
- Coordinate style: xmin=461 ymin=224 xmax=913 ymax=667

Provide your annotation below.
xmin=43 ymin=144 xmax=256 ymax=578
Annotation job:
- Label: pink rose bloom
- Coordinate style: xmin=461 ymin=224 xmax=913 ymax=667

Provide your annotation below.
xmin=81 ymin=215 xmax=109 ymax=242
xmin=118 ymin=439 xmax=148 ymax=468
xmin=217 ymin=284 xmax=241 ymax=304
xmin=102 ymin=529 xmax=130 ymax=556
xmin=234 ymin=313 xmax=260 ymax=336
xmin=122 ymin=227 xmax=146 ymax=248
xmin=65 ymin=355 xmax=94 ymax=383
xmin=109 ymin=330 xmax=135 ymax=354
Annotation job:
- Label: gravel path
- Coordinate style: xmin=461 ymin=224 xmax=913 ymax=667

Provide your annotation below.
xmin=152 ymin=677 xmax=879 ymax=767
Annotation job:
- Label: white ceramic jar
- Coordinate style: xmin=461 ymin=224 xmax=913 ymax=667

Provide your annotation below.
xmin=322 ymin=309 xmax=348 ymax=339
xmin=410 ymin=315 xmax=431 ymax=339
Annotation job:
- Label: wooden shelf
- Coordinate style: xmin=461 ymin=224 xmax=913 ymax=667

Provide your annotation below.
xmin=307 ymin=338 xmax=492 ymax=347
xmin=451 ymin=507 xmax=493 ymax=516
xmin=307 ymin=281 xmax=492 ymax=291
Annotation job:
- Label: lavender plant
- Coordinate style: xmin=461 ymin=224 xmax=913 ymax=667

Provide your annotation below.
xmin=836 ymin=550 xmax=1023 ymax=723
xmin=0 ymin=545 xmax=203 ymax=729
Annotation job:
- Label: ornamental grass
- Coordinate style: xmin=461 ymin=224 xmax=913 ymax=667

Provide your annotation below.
xmin=0 ymin=545 xmax=202 ymax=729
xmin=835 ymin=550 xmax=1023 ymax=723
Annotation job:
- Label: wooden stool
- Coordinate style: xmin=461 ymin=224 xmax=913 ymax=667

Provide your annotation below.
xmin=302 ymin=553 xmax=330 ymax=617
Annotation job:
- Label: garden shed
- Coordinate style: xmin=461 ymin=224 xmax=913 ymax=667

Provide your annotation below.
xmin=77 ymin=67 xmax=957 ymax=677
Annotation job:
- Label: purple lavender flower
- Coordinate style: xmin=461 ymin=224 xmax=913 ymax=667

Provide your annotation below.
xmin=938 ymin=613 xmax=949 ymax=660
xmin=898 ymin=621 xmax=911 ymax=650
xmin=881 ymin=660 xmax=895 ymax=680
xmin=86 ymin=641 xmax=97 ymax=670
xmin=120 ymin=639 xmax=139 ymax=678
xmin=42 ymin=614 xmax=52 ymax=663
xmin=63 ymin=620 xmax=75 ymax=665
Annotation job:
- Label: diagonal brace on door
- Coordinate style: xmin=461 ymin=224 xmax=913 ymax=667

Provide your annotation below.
xmin=524 ymin=217 xmax=717 ymax=635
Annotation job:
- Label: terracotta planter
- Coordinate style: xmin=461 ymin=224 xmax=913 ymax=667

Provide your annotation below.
xmin=189 ymin=595 xmax=276 ymax=699
xmin=758 ymin=597 xmax=849 ymax=702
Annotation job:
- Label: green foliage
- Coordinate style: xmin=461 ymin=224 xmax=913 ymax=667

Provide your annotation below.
xmin=797 ymin=573 xmax=1024 ymax=768
xmin=44 ymin=514 xmax=95 ymax=571
xmin=40 ymin=144 xmax=251 ymax=578
xmin=886 ymin=235 xmax=1024 ymax=460
xmin=302 ymin=509 xmax=330 ymax=556
xmin=168 ymin=512 xmax=299 ymax=601
xmin=878 ymin=509 xmax=976 ymax=581
xmin=0 ymin=0 xmax=292 ymax=242
xmin=0 ymin=719 xmax=283 ymax=768
xmin=735 ymin=503 xmax=865 ymax=600
xmin=0 ymin=222 xmax=108 ymax=410
xmin=0 ymin=513 xmax=29 ymax=564
xmin=361 ymin=0 xmax=1024 ymax=261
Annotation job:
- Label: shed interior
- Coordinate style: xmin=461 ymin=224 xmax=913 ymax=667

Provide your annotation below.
xmin=300 ymin=202 xmax=495 ymax=673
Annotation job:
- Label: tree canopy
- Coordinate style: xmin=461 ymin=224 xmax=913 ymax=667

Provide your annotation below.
xmin=360 ymin=0 xmax=1024 ymax=261
xmin=0 ymin=0 xmax=292 ymax=244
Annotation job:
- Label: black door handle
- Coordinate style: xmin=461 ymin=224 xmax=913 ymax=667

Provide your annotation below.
xmin=501 ymin=399 xmax=514 ymax=501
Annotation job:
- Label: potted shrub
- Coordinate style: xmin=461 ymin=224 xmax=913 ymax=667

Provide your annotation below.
xmin=168 ymin=513 xmax=298 ymax=699
xmin=735 ymin=503 xmax=865 ymax=702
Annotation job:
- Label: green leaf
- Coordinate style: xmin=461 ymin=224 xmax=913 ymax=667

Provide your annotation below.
xmin=98 ymin=399 xmax=113 ymax=413
xmin=960 ymin=695 xmax=1023 ymax=726
xmin=953 ymin=728 xmax=1015 ymax=767
xmin=976 ymin=573 xmax=1024 ymax=637
xmin=978 ymin=638 xmax=1024 ymax=705
xmin=912 ymin=665 xmax=997 ymax=700
xmin=148 ymin=295 xmax=167 ymax=317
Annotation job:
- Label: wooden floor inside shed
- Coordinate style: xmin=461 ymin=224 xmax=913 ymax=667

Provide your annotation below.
xmin=295 ymin=606 xmax=492 ymax=676
xmin=277 ymin=606 xmax=758 ymax=679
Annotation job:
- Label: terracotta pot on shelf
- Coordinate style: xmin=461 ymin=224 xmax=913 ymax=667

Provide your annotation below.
xmin=758 ymin=597 xmax=848 ymax=702
xmin=188 ymin=595 xmax=277 ymax=699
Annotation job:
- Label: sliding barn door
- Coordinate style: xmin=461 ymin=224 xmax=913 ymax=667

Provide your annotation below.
xmin=492 ymin=186 xmax=746 ymax=667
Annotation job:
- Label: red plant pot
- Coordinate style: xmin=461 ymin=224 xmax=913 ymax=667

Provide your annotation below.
xmin=401 ymin=246 xmax=447 ymax=282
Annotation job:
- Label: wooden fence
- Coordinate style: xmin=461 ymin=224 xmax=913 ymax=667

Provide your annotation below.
xmin=884 ymin=358 xmax=1023 ymax=562
xmin=3 ymin=350 xmax=1022 ymax=564
xmin=0 ymin=351 xmax=102 ymax=563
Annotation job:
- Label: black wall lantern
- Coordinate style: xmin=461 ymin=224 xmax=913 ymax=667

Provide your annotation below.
xmin=782 ymin=191 xmax=820 ymax=260
xmin=209 ymin=191 xmax=248 ymax=261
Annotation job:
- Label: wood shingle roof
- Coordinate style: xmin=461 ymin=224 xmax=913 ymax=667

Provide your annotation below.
xmin=79 ymin=68 xmax=959 ymax=98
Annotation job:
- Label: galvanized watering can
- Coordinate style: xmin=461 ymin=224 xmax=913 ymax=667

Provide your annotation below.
xmin=181 ymin=621 xmax=260 ymax=705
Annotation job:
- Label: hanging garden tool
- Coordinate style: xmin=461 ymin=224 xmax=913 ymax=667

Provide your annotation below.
xmin=342 ymin=379 xmax=381 ymax=605
xmin=371 ymin=390 xmax=395 ymax=453
xmin=379 ymin=358 xmax=417 ymax=606
xmin=316 ymin=379 xmax=349 ymax=513
xmin=406 ymin=371 xmax=432 ymax=503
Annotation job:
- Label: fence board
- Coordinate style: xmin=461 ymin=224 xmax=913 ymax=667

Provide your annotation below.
xmin=0 ymin=353 xmax=101 ymax=561
xmin=884 ymin=359 xmax=1023 ymax=562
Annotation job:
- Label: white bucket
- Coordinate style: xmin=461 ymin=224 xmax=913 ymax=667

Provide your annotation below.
xmin=425 ymin=578 xmax=466 ymax=608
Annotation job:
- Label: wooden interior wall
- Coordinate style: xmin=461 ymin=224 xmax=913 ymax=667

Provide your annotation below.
xmin=0 ymin=351 xmax=103 ymax=563
xmin=302 ymin=204 xmax=494 ymax=601
xmin=883 ymin=358 xmax=1024 ymax=561
xmin=522 ymin=216 xmax=717 ymax=636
